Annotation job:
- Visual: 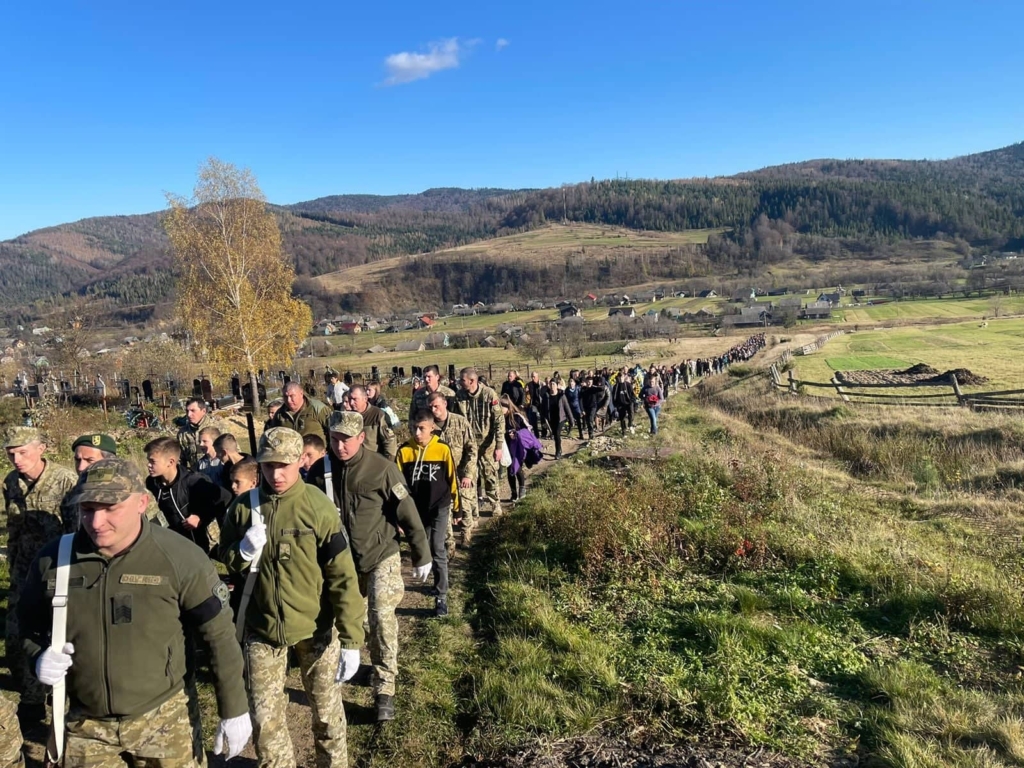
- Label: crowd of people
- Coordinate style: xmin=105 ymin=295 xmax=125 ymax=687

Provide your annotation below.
xmin=0 ymin=335 xmax=766 ymax=768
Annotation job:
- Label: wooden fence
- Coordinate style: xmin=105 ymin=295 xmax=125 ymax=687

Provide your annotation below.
xmin=795 ymin=330 xmax=845 ymax=356
xmin=768 ymin=365 xmax=1024 ymax=411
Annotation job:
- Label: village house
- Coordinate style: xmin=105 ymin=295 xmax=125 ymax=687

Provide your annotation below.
xmin=608 ymin=307 xmax=636 ymax=318
xmin=338 ymin=322 xmax=361 ymax=335
xmin=697 ymin=289 xmax=718 ymax=299
xmin=424 ymin=332 xmax=450 ymax=350
xmin=558 ymin=304 xmax=582 ymax=319
xmin=801 ymin=301 xmax=834 ymax=320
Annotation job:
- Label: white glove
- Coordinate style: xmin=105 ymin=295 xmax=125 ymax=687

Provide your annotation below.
xmin=412 ymin=562 xmax=433 ymax=582
xmin=36 ymin=642 xmax=74 ymax=686
xmin=239 ymin=524 xmax=267 ymax=561
xmin=334 ymin=648 xmax=361 ymax=683
xmin=213 ymin=713 xmax=252 ymax=760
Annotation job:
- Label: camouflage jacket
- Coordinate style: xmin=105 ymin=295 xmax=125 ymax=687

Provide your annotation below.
xmin=408 ymin=383 xmax=456 ymax=423
xmin=3 ymin=460 xmax=78 ymax=584
xmin=454 ymin=383 xmax=503 ymax=452
xmin=177 ymin=414 xmax=216 ymax=470
xmin=361 ymin=404 xmax=397 ymax=461
xmin=437 ymin=412 xmax=478 ymax=482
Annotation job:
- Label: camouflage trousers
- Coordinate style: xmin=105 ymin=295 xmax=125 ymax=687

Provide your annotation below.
xmin=4 ymin=581 xmax=45 ymax=706
xmin=477 ymin=450 xmax=500 ymax=511
xmin=358 ymin=553 xmax=404 ymax=697
xmin=64 ymin=689 xmax=197 ymax=767
xmin=0 ymin=692 xmax=24 ymax=768
xmin=446 ymin=482 xmax=477 ymax=556
xmin=245 ymin=627 xmax=346 ymax=768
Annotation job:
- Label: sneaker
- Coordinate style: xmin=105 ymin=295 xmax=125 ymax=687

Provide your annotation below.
xmin=435 ymin=597 xmax=449 ymax=617
xmin=375 ymin=694 xmax=395 ymax=721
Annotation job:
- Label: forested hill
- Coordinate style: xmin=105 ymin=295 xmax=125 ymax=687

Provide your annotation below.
xmin=2 ymin=142 xmax=1023 ymax=314
xmin=500 ymin=142 xmax=1024 ymax=243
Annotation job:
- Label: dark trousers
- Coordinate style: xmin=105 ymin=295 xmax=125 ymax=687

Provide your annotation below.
xmin=618 ymin=407 xmax=633 ymax=433
xmin=585 ymin=407 xmax=598 ymax=438
xmin=425 ymin=506 xmax=450 ymax=596
xmin=550 ymin=419 xmax=564 ymax=456
xmin=508 ymin=468 xmax=526 ymax=500
xmin=572 ymin=411 xmax=584 ymax=439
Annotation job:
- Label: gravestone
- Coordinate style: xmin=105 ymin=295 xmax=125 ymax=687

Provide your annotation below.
xmin=121 ymin=379 xmax=131 ymax=400
xmin=371 ymin=365 xmax=379 ymax=380
xmin=192 ymin=379 xmax=203 ymax=398
xmin=200 ymin=379 xmax=213 ymax=405
xmin=231 ymin=376 xmax=241 ymax=400
xmin=142 ymin=380 xmax=154 ymax=402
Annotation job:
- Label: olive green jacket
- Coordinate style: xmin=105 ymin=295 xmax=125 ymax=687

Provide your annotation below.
xmin=221 ymin=479 xmax=364 ymax=650
xmin=306 ymin=445 xmax=430 ymax=574
xmin=269 ymin=397 xmax=332 ymax=442
xmin=19 ymin=519 xmax=248 ymax=720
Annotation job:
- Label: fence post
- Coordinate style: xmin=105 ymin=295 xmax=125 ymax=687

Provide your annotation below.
xmin=788 ymin=369 xmax=797 ymax=394
xmin=950 ymin=373 xmax=964 ymax=405
xmin=830 ymin=375 xmax=850 ymax=403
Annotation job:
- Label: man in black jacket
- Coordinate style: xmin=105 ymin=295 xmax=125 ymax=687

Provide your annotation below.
xmin=500 ymin=370 xmax=526 ymax=410
xmin=580 ymin=377 xmax=608 ymax=440
xmin=612 ymin=372 xmax=636 ymax=435
xmin=525 ymin=371 xmax=549 ymax=438
xmin=144 ymin=436 xmax=233 ymax=554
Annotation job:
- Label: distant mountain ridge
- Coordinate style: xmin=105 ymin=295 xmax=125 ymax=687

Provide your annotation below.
xmin=1 ymin=142 xmax=1022 ymax=315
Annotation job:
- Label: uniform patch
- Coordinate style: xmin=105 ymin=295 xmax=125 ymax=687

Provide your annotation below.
xmin=119 ymin=574 xmax=163 ymax=585
xmin=392 ymin=483 xmax=408 ymax=500
xmin=91 ymin=435 xmax=102 ymax=446
xmin=213 ymin=581 xmax=230 ymax=608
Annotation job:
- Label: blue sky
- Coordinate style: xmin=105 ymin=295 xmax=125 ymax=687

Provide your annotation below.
xmin=1 ymin=0 xmax=1022 ymax=240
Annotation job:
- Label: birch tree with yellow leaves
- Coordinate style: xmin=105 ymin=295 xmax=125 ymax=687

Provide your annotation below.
xmin=164 ymin=158 xmax=312 ymax=415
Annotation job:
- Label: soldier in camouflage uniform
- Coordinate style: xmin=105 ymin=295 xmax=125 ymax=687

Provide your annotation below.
xmin=63 ymin=433 xmax=171 ymax=531
xmin=408 ymin=365 xmax=456 ymax=423
xmin=221 ymin=428 xmax=365 ymax=767
xmin=18 ymin=458 xmax=251 ymax=767
xmin=454 ymin=367 xmax=505 ymax=515
xmin=305 ymin=412 xmax=432 ymax=722
xmin=177 ymin=397 xmax=216 ymax=471
xmin=268 ymin=382 xmax=333 ymax=443
xmin=346 ymin=385 xmax=397 ymax=460
xmin=0 ymin=692 xmax=24 ymax=768
xmin=2 ymin=426 xmax=77 ymax=721
xmin=428 ymin=391 xmax=479 ymax=546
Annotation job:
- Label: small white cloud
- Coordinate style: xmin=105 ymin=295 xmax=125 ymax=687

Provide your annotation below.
xmin=383 ymin=38 xmax=462 ymax=86
xmin=496 ymin=38 xmax=509 ymax=51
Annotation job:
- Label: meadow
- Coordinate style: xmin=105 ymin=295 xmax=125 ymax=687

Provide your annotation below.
xmin=788 ymin=316 xmax=1024 ymax=391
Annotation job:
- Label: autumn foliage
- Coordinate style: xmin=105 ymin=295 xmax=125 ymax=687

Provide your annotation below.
xmin=164 ymin=158 xmax=312 ymax=413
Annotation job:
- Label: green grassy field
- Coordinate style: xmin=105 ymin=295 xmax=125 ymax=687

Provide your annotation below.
xmin=838 ymin=296 xmax=1024 ymax=323
xmin=793 ymin=317 xmax=1024 ymax=390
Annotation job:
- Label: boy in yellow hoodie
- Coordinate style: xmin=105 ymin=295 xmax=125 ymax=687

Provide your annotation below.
xmin=396 ymin=410 xmax=459 ymax=616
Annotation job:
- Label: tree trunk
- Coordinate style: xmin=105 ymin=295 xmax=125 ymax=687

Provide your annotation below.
xmin=248 ymin=368 xmax=261 ymax=417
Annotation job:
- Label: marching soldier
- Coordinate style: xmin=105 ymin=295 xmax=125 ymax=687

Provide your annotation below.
xmin=453 ymin=367 xmax=504 ymax=515
xmin=2 ymin=426 xmax=77 ymax=725
xmin=64 ymin=433 xmax=169 ymax=532
xmin=0 ymin=692 xmax=24 ymax=767
xmin=177 ymin=397 xmax=216 ymax=471
xmin=428 ymin=390 xmax=479 ymax=544
xmin=407 ymin=365 xmax=455 ymax=423
xmin=345 ymin=385 xmax=397 ymax=461
xmin=221 ymin=427 xmax=365 ymax=767
xmin=306 ymin=411 xmax=432 ymax=722
xmin=17 ymin=458 xmax=251 ymax=766
xmin=268 ymin=381 xmax=332 ymax=442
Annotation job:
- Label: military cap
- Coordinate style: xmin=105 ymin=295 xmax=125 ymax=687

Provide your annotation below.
xmin=256 ymin=427 xmax=303 ymax=464
xmin=71 ymin=433 xmax=118 ymax=454
xmin=72 ymin=458 xmax=147 ymax=505
xmin=4 ymin=425 xmax=43 ymax=448
xmin=328 ymin=410 xmax=364 ymax=437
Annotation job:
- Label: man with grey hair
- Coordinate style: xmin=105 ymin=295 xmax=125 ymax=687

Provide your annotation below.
xmin=2 ymin=426 xmax=77 ymax=725
xmin=268 ymin=381 xmax=332 ymax=442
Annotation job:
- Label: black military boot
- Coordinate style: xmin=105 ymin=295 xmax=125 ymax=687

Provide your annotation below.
xmin=375 ymin=693 xmax=395 ymax=721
